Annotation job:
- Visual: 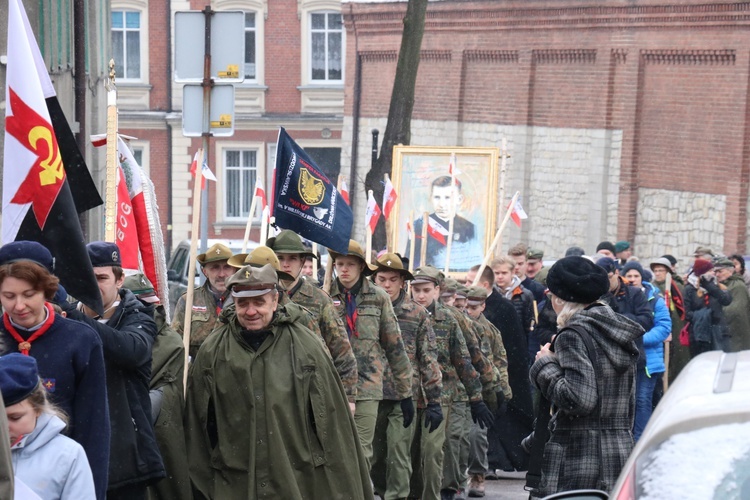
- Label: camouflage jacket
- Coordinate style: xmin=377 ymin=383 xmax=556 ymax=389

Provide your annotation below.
xmin=285 ymin=277 xmax=358 ymax=400
xmin=172 ymin=285 xmax=226 ymax=360
xmin=445 ymin=305 xmax=500 ymax=393
xmin=382 ymin=290 xmax=443 ymax=408
xmin=476 ymin=314 xmax=512 ymax=399
xmin=427 ymin=301 xmax=483 ymax=404
xmin=330 ymin=278 xmax=413 ymax=401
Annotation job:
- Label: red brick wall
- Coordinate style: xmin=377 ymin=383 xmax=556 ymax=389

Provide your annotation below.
xmin=148 ymin=1 xmax=169 ymax=110
xmin=344 ymin=0 xmax=750 ymax=253
xmin=266 ymin=0 xmax=302 ymax=114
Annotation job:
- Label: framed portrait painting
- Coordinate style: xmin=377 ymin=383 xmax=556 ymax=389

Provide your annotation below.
xmin=390 ymin=146 xmax=500 ymax=275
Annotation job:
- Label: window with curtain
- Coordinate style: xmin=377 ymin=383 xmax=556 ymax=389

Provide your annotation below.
xmin=111 ymin=10 xmax=141 ymax=80
xmin=224 ymin=149 xmax=258 ymax=219
xmin=244 ymin=12 xmax=256 ymax=80
xmin=310 ymin=12 xmax=342 ymax=82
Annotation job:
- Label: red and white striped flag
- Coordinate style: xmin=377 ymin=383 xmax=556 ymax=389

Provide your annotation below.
xmin=339 ymin=179 xmax=350 ymax=205
xmin=383 ymin=177 xmax=398 ymax=220
xmin=365 ymin=191 xmax=381 ymax=234
xmin=427 ymin=218 xmax=449 ymax=246
xmin=190 ymin=151 xmax=217 ymax=188
xmin=255 ymin=178 xmax=270 ymax=222
xmin=448 ymin=153 xmax=460 ymax=176
xmin=510 ymin=198 xmax=528 ymax=227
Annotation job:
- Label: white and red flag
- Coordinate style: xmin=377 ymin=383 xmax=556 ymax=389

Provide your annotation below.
xmin=255 ymin=178 xmax=270 ymax=222
xmin=190 ymin=151 xmax=217 ymax=188
xmin=383 ymin=177 xmax=398 ymax=220
xmin=510 ymin=198 xmax=528 ymax=227
xmin=3 ymin=0 xmax=103 ymax=312
xmin=365 ymin=191 xmax=382 ymax=234
xmin=427 ymin=217 xmax=449 ymax=246
xmin=339 ymin=179 xmax=350 ymax=205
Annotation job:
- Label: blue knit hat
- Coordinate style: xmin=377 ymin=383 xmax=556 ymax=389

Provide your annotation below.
xmin=0 ymin=353 xmax=40 ymax=407
xmin=621 ymin=261 xmax=645 ymax=279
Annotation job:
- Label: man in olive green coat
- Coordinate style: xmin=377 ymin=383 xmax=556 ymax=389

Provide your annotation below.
xmin=185 ymin=265 xmax=373 ymax=499
xmin=124 ymin=274 xmax=191 ymax=500
xmin=715 ymin=258 xmax=750 ymax=352
xmin=172 ymin=243 xmax=235 ymax=359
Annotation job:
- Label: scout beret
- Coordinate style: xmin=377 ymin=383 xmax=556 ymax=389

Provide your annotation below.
xmin=596 ymin=257 xmax=619 ymax=274
xmin=0 ymin=353 xmax=40 ymax=407
xmin=614 ymin=241 xmax=631 ymax=253
xmin=547 ymin=256 xmax=609 ymax=304
xmin=527 ymin=248 xmax=544 ymax=260
xmin=228 ymin=246 xmax=294 ymax=281
xmin=441 ymin=278 xmax=458 ymax=297
xmin=595 ymin=241 xmax=616 ymax=254
xmin=713 ymin=258 xmax=735 ymax=270
xmin=266 ymin=230 xmax=316 ymax=258
xmin=455 ymin=285 xmax=469 ymax=300
xmin=0 ymin=241 xmax=54 ymax=272
xmin=412 ymin=265 xmax=443 ymax=285
xmin=197 ymin=243 xmax=233 ymax=266
xmin=226 ymin=264 xmax=278 ymax=298
xmin=374 ymin=252 xmax=414 ymax=280
xmin=87 ymin=241 xmax=122 ymax=267
xmin=123 ymin=273 xmax=160 ymax=303
xmin=649 ymin=257 xmax=673 ymax=273
xmin=328 ymin=240 xmax=377 ymax=274
xmin=691 ymin=258 xmax=714 ymax=277
xmin=466 ymin=286 xmax=489 ymax=305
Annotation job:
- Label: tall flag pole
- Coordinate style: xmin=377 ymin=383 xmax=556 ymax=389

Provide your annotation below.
xmin=473 ymin=191 xmax=520 ymax=287
xmin=104 ymin=61 xmax=119 ymax=243
xmin=365 ymin=190 xmax=381 ymax=264
xmin=3 ymin=0 xmax=102 ymax=313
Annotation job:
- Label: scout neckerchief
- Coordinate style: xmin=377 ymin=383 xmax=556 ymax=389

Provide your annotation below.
xmin=3 ymin=303 xmax=56 ymax=355
xmin=339 ymin=278 xmax=363 ymax=338
xmin=208 ymin=285 xmax=226 ymax=316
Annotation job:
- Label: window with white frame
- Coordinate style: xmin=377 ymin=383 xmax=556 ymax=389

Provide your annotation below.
xmin=310 ymin=11 xmax=343 ymax=82
xmin=224 ymin=149 xmax=258 ymax=220
xmin=244 ymin=12 xmax=257 ymax=81
xmin=111 ymin=10 xmax=141 ymax=80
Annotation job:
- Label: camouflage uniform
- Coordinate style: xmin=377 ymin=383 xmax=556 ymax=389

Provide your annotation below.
xmin=172 ymin=285 xmax=226 ymax=360
xmin=477 ymin=314 xmax=512 ymax=399
xmin=283 ymin=276 xmax=358 ymax=399
xmin=372 ymin=290 xmax=443 ymax=499
xmin=447 ymin=305 xmax=500 ymax=393
xmin=329 ymin=277 xmax=413 ymax=468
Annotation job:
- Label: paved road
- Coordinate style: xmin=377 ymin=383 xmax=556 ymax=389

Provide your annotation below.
xmin=482 ymin=473 xmax=528 ymax=499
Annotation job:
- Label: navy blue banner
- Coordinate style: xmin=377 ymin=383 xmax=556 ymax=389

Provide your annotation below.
xmin=273 ymin=127 xmax=353 ymax=254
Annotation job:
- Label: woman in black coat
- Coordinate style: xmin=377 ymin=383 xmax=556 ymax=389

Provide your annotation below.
xmin=529 ymin=257 xmax=642 ymax=497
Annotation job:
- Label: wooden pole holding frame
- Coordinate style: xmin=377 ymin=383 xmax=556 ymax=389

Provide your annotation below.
xmin=408 ymin=210 xmax=416 ymax=274
xmin=420 ymin=212 xmax=429 ymax=268
xmin=495 ymin=137 xmax=508 ymax=257
xmin=473 ymin=191 xmax=519 ymax=287
xmin=366 ymin=190 xmax=374 ymax=264
xmin=444 ymin=152 xmax=457 ymax=274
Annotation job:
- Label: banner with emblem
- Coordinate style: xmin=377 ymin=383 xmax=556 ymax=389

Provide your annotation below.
xmin=272 ymin=127 xmax=353 ymax=254
xmin=3 ymin=0 xmax=103 ymax=314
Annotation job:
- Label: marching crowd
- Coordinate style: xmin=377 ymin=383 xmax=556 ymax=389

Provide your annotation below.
xmin=0 ymin=232 xmax=746 ymax=500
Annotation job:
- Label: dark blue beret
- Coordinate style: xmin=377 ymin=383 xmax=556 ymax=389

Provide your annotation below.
xmin=87 ymin=242 xmax=122 ymax=268
xmin=0 ymin=353 xmax=40 ymax=407
xmin=596 ymin=257 xmax=620 ymax=274
xmin=547 ymin=256 xmax=610 ymax=304
xmin=0 ymin=241 xmax=54 ymax=272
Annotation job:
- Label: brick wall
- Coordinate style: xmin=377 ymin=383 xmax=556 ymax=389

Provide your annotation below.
xmin=342 ymin=0 xmax=750 ymax=262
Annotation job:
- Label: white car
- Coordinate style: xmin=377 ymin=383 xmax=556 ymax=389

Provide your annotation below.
xmin=542 ymin=350 xmax=750 ymax=500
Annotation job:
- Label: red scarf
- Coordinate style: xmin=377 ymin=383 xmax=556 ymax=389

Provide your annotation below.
xmin=3 ymin=303 xmax=56 ymax=355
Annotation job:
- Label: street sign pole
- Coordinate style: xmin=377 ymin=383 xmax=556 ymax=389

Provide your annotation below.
xmin=200 ymin=5 xmax=212 ymax=255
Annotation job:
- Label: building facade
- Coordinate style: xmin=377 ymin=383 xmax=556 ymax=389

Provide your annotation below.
xmin=341 ymin=0 xmax=750 ymax=265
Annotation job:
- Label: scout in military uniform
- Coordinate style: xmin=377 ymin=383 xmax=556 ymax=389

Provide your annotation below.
xmin=185 ymin=264 xmax=373 ymax=499
xmin=328 ymin=240 xmax=414 ymax=469
xmin=454 ymin=285 xmax=469 ymax=311
xmin=123 ymin=274 xmax=190 ymax=500
xmin=439 ymin=274 xmax=501 ymax=499
xmin=172 ymin=243 xmax=235 ymax=359
xmin=409 ymin=266 xmax=494 ymax=500
xmin=371 ymin=253 xmax=443 ymax=500
xmin=465 ymin=286 xmax=512 ymax=498
xmin=230 ymin=235 xmax=358 ymax=401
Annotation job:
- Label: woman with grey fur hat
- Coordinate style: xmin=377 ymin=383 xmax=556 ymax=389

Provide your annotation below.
xmin=528 ymin=256 xmax=642 ymax=498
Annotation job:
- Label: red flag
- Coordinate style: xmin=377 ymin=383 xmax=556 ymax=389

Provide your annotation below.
xmin=448 ymin=153 xmax=460 ymax=176
xmin=115 ymin=165 xmax=139 ymax=268
xmin=383 ymin=177 xmax=398 ymax=220
xmin=340 ymin=179 xmax=350 ymax=205
xmin=365 ymin=191 xmax=381 ymax=234
xmin=3 ymin=0 xmax=102 ymax=313
xmin=190 ymin=151 xmax=217 ymax=189
xmin=427 ymin=218 xmax=448 ymax=246
xmin=510 ymin=198 xmax=528 ymax=228
xmin=255 ymin=178 xmax=270 ymax=222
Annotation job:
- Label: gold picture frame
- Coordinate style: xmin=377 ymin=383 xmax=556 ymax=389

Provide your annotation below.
xmin=389 ymin=146 xmax=500 ymax=276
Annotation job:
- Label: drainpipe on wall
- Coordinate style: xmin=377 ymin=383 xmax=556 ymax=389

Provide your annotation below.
xmin=348 ymin=3 xmax=362 ymax=212
xmin=73 ymin=0 xmax=87 ymax=238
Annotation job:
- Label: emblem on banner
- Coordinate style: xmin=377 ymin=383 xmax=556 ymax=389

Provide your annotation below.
xmin=298 ymin=168 xmax=325 ymax=206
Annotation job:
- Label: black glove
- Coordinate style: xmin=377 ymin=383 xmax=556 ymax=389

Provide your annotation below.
xmin=470 ymin=400 xmax=494 ymax=430
xmin=495 ymin=390 xmax=507 ymax=416
xmin=423 ymin=402 xmax=444 ymax=433
xmin=400 ymin=398 xmax=415 ymax=428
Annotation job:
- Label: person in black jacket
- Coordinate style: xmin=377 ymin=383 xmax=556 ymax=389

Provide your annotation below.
xmin=684 ymin=258 xmax=732 ymax=357
xmin=66 ymin=242 xmax=165 ymax=499
xmin=476 ymin=265 xmax=534 ymax=474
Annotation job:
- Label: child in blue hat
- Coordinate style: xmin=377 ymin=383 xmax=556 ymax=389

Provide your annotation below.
xmin=1 ymin=353 xmax=95 ymax=499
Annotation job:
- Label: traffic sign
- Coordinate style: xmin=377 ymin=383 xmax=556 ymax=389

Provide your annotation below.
xmin=182 ymin=84 xmax=235 ymax=137
xmin=174 ymin=11 xmax=245 ymax=83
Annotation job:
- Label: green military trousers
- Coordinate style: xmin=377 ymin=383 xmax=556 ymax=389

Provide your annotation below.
xmin=442 ymin=401 xmax=471 ymax=492
xmin=354 ymin=400 xmax=381 ymax=471
xmin=409 ymin=404 xmax=450 ymax=500
xmin=371 ymin=400 xmax=417 ymax=499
